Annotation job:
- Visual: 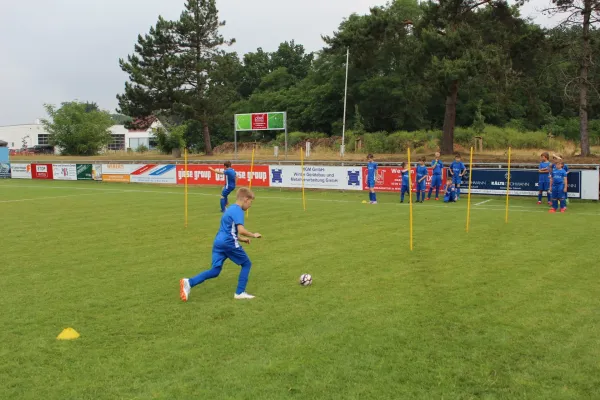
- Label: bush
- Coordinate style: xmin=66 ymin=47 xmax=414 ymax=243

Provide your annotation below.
xmin=136 ymin=144 xmax=149 ymax=153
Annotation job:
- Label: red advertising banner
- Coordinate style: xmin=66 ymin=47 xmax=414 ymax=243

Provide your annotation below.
xmin=176 ymin=164 xmax=270 ymax=187
xmin=251 ymin=114 xmax=268 ymax=130
xmin=362 ymin=166 xmax=447 ymax=192
xmin=32 ymin=163 xmax=54 ymax=180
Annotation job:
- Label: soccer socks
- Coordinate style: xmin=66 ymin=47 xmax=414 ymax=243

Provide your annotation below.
xmin=401 ymin=191 xmax=405 ymax=202
xmin=220 ymin=197 xmax=226 ymax=212
xmin=189 ymin=266 xmax=222 ymax=287
xmin=435 ymin=187 xmax=440 ymax=199
xmin=560 ymin=198 xmax=566 ymax=209
xmin=373 ymin=192 xmax=377 ymax=202
xmin=552 ymin=199 xmax=559 ymax=210
xmin=547 ymin=192 xmax=552 ymax=203
xmin=236 ymin=260 xmax=252 ymax=295
xmin=456 ymin=186 xmax=460 ymax=199
xmin=538 ymin=192 xmax=543 ymax=202
xmin=416 ymin=191 xmax=421 ymax=202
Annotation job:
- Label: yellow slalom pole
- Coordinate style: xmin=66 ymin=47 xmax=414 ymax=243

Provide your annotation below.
xmin=407 ymin=147 xmax=413 ymax=251
xmin=301 ymin=147 xmax=306 ymax=211
xmin=466 ymin=146 xmax=474 ymax=233
xmin=246 ymin=145 xmax=256 ymax=218
xmin=184 ymin=148 xmax=188 ymax=228
xmin=505 ymin=147 xmax=512 ymax=223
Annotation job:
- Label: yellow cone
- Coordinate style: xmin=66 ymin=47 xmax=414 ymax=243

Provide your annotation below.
xmin=57 ymin=328 xmax=80 ymax=340
xmin=361 ymin=200 xmax=367 ymax=204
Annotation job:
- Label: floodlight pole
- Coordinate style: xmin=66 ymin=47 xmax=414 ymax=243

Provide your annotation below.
xmin=341 ymin=47 xmax=349 ymax=158
xmin=234 ymin=115 xmax=237 ymax=160
xmin=284 ymin=111 xmax=288 ymax=160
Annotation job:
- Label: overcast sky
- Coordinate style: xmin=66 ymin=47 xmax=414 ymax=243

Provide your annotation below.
xmin=0 ymin=0 xmax=563 ymax=126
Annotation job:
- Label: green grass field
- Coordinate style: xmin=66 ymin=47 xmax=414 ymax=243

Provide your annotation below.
xmin=1 ymin=180 xmax=599 ymax=400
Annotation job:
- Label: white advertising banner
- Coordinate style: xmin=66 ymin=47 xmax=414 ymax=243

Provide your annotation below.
xmin=11 ymin=163 xmax=32 ymax=179
xmin=53 ymin=164 xmax=77 ymax=180
xmin=268 ymin=165 xmax=363 ymax=190
xmin=129 ymin=164 xmax=177 ymax=184
xmin=92 ymin=164 xmax=103 ymax=181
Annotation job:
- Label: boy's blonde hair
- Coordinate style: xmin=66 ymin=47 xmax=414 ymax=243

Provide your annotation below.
xmin=236 ymin=187 xmax=255 ymax=201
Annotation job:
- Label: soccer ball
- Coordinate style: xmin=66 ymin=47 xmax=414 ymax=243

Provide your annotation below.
xmin=299 ymin=274 xmax=312 ymax=286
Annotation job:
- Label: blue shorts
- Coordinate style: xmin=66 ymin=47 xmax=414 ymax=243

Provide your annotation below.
xmin=538 ymin=181 xmax=550 ymax=191
xmin=431 ymin=175 xmax=442 ymax=188
xmin=221 ymin=187 xmax=234 ymax=197
xmin=367 ymin=179 xmax=375 ymax=189
xmin=452 ymin=176 xmax=462 ymax=185
xmin=212 ymin=243 xmax=250 ymax=268
xmin=417 ymin=180 xmax=426 ymax=191
xmin=552 ymin=187 xmax=565 ymax=200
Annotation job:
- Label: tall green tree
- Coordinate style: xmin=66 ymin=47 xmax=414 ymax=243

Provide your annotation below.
xmin=42 ymin=101 xmax=113 ymax=156
xmin=543 ymin=0 xmax=600 ymax=156
xmin=117 ymin=0 xmax=234 ymax=155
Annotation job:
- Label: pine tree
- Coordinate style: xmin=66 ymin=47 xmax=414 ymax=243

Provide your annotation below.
xmin=117 ymin=0 xmax=234 ymax=155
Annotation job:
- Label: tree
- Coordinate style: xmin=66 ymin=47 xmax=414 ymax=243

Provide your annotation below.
xmin=117 ymin=0 xmax=234 ymax=155
xmin=42 ymin=101 xmax=113 ymax=156
xmin=270 ymin=40 xmax=314 ymax=80
xmin=543 ymin=0 xmax=600 ymax=156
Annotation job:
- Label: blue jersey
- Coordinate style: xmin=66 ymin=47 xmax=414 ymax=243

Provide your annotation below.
xmin=551 ymin=163 xmax=569 ymax=174
xmin=431 ymin=160 xmax=443 ymax=175
xmin=416 ymin=165 xmax=428 ymax=182
xmin=539 ymin=161 xmax=551 ymax=182
xmin=224 ymin=168 xmax=236 ymax=190
xmin=214 ymin=204 xmax=245 ymax=248
xmin=450 ymin=161 xmax=466 ymax=177
xmin=367 ymin=162 xmax=378 ymax=181
xmin=401 ymin=169 xmax=410 ymax=186
xmin=551 ymin=168 xmax=568 ymax=188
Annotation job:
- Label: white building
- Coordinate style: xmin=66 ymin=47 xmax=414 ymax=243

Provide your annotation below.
xmin=0 ymin=119 xmax=161 ymax=153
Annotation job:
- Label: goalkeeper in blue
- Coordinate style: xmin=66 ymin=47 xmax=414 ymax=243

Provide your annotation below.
xmin=209 ymin=162 xmax=236 ymax=212
xmin=416 ymin=157 xmax=428 ymax=203
xmin=179 ymin=187 xmax=262 ymax=301
xmin=449 ymin=153 xmax=467 ymax=200
xmin=549 ymin=161 xmax=568 ymax=213
xmin=366 ymin=154 xmax=378 ymax=204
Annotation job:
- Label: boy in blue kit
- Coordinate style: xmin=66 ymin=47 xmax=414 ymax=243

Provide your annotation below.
xmin=537 ymin=152 xmax=551 ymax=205
xmin=400 ymin=162 xmax=410 ymax=203
xmin=449 ymin=153 xmax=467 ymax=200
xmin=416 ymin=157 xmax=428 ymax=203
xmin=443 ymin=178 xmax=457 ymax=202
xmin=180 ymin=187 xmax=262 ymax=301
xmin=549 ymin=161 xmax=568 ymax=213
xmin=427 ymin=152 xmax=443 ymax=200
xmin=551 ymin=154 xmax=569 ymax=206
xmin=209 ymin=161 xmax=236 ymax=212
xmin=366 ymin=154 xmax=378 ymax=204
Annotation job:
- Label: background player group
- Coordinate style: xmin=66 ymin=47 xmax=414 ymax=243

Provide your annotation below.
xmin=366 ymin=152 xmax=570 ymax=212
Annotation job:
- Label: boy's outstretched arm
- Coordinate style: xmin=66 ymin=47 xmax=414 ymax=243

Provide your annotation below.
xmin=237 ymin=225 xmax=262 ymax=243
xmin=209 ymin=167 xmax=224 ymax=176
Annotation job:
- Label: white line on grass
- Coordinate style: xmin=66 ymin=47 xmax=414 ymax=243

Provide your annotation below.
xmin=0 ymin=193 xmax=100 ymax=203
xmin=475 ymin=199 xmax=493 ymax=206
xmin=1 ymin=183 xmax=599 ymax=216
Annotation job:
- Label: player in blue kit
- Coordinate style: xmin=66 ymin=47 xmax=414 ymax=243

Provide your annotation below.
xmin=400 ymin=162 xmax=410 ymax=203
xmin=443 ymin=178 xmax=457 ymax=203
xmin=551 ymin=154 xmax=570 ymax=207
xmin=427 ymin=152 xmax=444 ymax=201
xmin=549 ymin=161 xmax=568 ymax=213
xmin=180 ymin=187 xmax=262 ymax=301
xmin=366 ymin=154 xmax=378 ymax=204
xmin=537 ymin=152 xmax=551 ymax=205
xmin=416 ymin=157 xmax=428 ymax=203
xmin=210 ymin=161 xmax=236 ymax=212
xmin=449 ymin=153 xmax=467 ymax=200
